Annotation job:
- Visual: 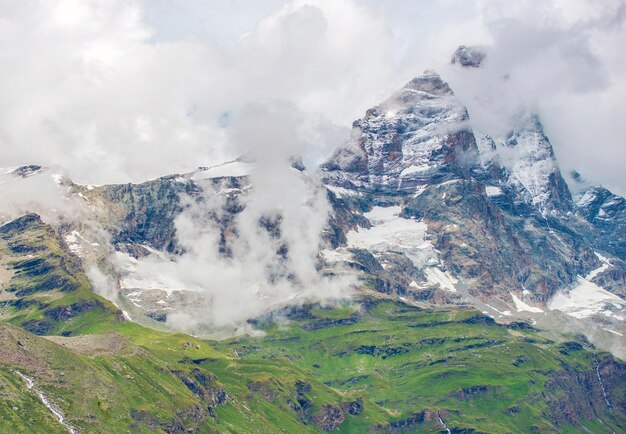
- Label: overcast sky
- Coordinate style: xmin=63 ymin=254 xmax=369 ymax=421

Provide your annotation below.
xmin=0 ymin=0 xmax=624 ymax=194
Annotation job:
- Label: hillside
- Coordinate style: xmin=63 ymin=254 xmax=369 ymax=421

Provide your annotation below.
xmin=1 ymin=214 xmax=625 ymax=433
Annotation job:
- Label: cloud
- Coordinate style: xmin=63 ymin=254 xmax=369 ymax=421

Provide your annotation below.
xmin=1 ymin=0 xmax=623 ymax=193
xmin=114 ymin=101 xmax=355 ymax=332
xmin=0 ymin=168 xmax=81 ymax=225
xmin=0 ymin=0 xmax=396 ymax=185
xmin=439 ymin=0 xmax=626 ymax=195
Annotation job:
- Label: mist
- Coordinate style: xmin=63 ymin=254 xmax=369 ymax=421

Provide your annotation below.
xmin=112 ymin=102 xmax=355 ymax=332
xmin=0 ymin=168 xmax=81 ymax=225
xmin=1 ymin=0 xmax=622 ymax=193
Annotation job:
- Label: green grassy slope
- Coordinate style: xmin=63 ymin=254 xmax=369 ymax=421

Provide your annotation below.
xmin=223 ymin=300 xmax=626 ymax=432
xmin=0 ymin=214 xmax=120 ymax=336
xmin=1 ymin=214 xmax=625 ymax=433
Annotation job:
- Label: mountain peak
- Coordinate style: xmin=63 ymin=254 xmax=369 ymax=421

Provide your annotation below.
xmin=451 ymin=45 xmax=486 ymax=68
xmin=8 ymin=164 xmax=45 ymax=178
xmin=496 ymin=112 xmax=573 ymax=214
xmin=322 ymin=71 xmax=476 ymax=193
xmin=403 ymin=70 xmax=453 ymax=96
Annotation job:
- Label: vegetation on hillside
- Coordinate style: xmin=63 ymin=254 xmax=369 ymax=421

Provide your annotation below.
xmin=1 ymin=214 xmax=624 ymax=433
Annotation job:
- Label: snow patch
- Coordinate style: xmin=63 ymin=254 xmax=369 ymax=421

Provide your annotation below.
xmin=548 ymin=276 xmax=625 ymax=320
xmin=603 ymin=328 xmax=623 ymax=337
xmin=325 ymin=185 xmax=358 ymax=199
xmin=424 ymin=267 xmax=457 ymax=292
xmin=485 ymin=186 xmax=503 ymax=197
xmin=400 ymin=164 xmax=431 ymax=177
xmin=64 ymin=230 xmax=99 ymax=255
xmin=413 ymin=184 xmax=428 ymax=198
xmin=576 ymin=190 xmax=597 ymax=208
xmin=586 ymin=252 xmax=611 ymax=280
xmin=486 ymin=304 xmax=512 ymax=316
xmin=115 ymin=251 xmax=192 ymax=296
xmin=510 ymin=293 xmax=543 ymax=313
xmin=320 ymin=249 xmax=352 ymax=263
xmin=345 ymin=206 xmax=436 ymax=268
xmin=193 ymin=160 xmax=253 ymax=180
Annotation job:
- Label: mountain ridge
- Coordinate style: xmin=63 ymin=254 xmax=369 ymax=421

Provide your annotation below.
xmin=1 ymin=66 xmax=624 ymax=358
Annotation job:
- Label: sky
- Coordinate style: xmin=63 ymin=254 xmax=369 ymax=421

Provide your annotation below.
xmin=0 ymin=0 xmax=624 ymax=194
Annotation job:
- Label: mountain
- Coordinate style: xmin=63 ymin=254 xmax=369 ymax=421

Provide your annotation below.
xmin=321 ymin=69 xmax=625 ymax=357
xmin=321 ymin=71 xmax=477 ymax=195
xmin=1 ymin=48 xmax=625 ymax=432
xmin=571 ymin=171 xmax=626 ymax=259
xmin=451 ymin=45 xmax=487 ymax=68
xmin=478 ymin=113 xmax=574 ymax=216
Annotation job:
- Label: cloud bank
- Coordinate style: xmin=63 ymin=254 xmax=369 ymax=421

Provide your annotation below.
xmin=0 ymin=0 xmax=622 ymax=193
xmin=113 ymin=101 xmax=354 ymax=332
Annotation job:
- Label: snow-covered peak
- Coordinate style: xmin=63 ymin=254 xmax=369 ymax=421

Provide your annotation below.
xmin=322 ymin=72 xmax=477 ymax=194
xmin=9 ymin=165 xmax=45 ymax=178
xmin=493 ymin=113 xmax=573 ymax=215
xmin=573 ymin=184 xmax=626 ymax=259
xmin=575 ymin=185 xmax=625 ymax=222
xmin=474 ymin=133 xmax=498 ymax=168
xmin=402 ymin=71 xmax=454 ymax=96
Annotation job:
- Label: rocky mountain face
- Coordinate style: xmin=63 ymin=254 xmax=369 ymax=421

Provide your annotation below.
xmin=573 ymin=177 xmax=626 ymax=259
xmin=482 ymin=113 xmax=575 ymax=216
xmin=320 ymin=64 xmax=625 ymax=356
xmin=321 ymin=71 xmax=477 ymax=195
xmin=451 ymin=45 xmax=487 ymax=68
xmin=6 ymin=56 xmax=617 ymax=358
xmin=0 ymin=214 xmax=624 ymax=432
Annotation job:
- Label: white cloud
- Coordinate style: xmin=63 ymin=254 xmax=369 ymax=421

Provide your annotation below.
xmin=117 ymin=101 xmax=355 ymax=331
xmin=442 ymin=0 xmax=626 ymax=195
xmin=0 ymin=0 xmax=395 ymax=185
xmin=0 ymin=0 xmax=623 ymax=193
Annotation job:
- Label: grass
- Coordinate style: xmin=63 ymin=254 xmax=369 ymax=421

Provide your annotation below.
xmin=221 ymin=300 xmax=626 ymax=433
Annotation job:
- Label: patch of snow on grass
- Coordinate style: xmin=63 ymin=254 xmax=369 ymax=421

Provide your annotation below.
xmin=486 ymin=304 xmax=512 ymax=317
